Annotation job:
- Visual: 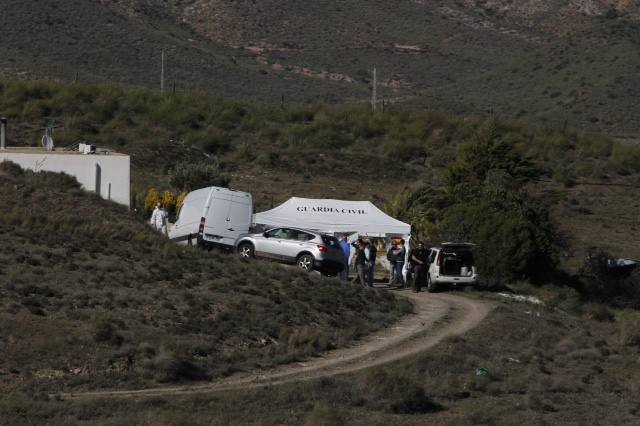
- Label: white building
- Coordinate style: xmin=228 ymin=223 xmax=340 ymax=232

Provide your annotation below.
xmin=0 ymin=147 xmax=130 ymax=207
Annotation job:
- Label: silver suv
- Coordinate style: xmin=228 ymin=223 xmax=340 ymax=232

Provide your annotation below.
xmin=235 ymin=227 xmax=345 ymax=275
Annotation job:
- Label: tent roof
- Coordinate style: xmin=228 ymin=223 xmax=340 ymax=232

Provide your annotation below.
xmin=253 ymin=197 xmax=410 ymax=237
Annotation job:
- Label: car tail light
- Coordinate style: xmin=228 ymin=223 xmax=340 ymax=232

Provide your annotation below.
xmin=198 ymin=217 xmax=206 ymax=236
xmin=317 ymin=245 xmax=328 ymax=253
xmin=436 ymin=252 xmax=443 ymax=266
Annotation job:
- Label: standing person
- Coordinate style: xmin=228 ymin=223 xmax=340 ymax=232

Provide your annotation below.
xmin=394 ymin=239 xmax=406 ymax=288
xmin=363 ymin=241 xmax=371 ymax=287
xmin=365 ymin=239 xmax=377 ymax=287
xmin=351 ymin=239 xmax=367 ymax=287
xmin=410 ymin=242 xmax=429 ymax=292
xmin=150 ymin=202 xmax=167 ymax=235
xmin=339 ymin=234 xmax=351 ymax=281
xmin=386 ymin=241 xmax=398 ymax=286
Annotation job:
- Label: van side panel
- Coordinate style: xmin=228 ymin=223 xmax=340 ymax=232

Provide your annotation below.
xmin=200 ymin=189 xmax=253 ymax=248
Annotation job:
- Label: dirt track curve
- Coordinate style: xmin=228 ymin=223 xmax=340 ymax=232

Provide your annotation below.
xmin=56 ymin=291 xmax=494 ymax=400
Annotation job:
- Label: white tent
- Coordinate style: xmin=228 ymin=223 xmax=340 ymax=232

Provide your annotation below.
xmin=253 ymin=197 xmax=410 ymax=238
xmin=254 ymin=197 xmax=411 ymax=277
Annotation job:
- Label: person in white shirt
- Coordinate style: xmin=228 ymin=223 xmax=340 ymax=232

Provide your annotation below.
xmin=150 ymin=202 xmax=168 ymax=235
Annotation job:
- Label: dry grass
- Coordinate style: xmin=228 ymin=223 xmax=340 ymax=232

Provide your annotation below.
xmin=0 ymin=162 xmax=409 ymax=393
xmin=4 ymin=303 xmax=640 ymax=424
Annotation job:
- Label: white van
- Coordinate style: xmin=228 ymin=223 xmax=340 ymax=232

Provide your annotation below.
xmin=169 ymin=187 xmax=253 ymax=250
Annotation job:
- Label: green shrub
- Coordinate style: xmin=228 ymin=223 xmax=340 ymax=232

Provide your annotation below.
xmin=361 ymin=370 xmax=443 ymax=414
xmin=579 ymin=133 xmax=613 ymax=158
xmin=144 ymin=188 xmax=161 ymax=216
xmin=304 ymin=404 xmax=346 ymax=426
xmin=169 ymin=159 xmax=230 ymax=191
xmin=618 ymin=312 xmax=640 ymax=346
xmin=0 ymin=160 xmax=25 ymax=177
xmin=147 ymin=350 xmax=209 ymax=383
xmin=93 ymin=320 xmax=124 ymax=346
xmin=581 ymin=303 xmax=615 ymax=322
xmin=610 ymin=144 xmax=640 ymax=175
xmin=283 ymin=327 xmax=330 ymax=355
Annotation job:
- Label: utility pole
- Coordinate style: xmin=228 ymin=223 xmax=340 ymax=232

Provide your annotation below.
xmin=371 ymin=66 xmax=377 ymax=112
xmin=161 ymin=50 xmax=165 ymax=93
xmin=1 ymin=117 xmax=7 ymax=150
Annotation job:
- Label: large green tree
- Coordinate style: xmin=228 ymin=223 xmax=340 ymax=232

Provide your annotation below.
xmin=440 ymin=170 xmax=559 ymax=285
xmin=445 ymin=121 xmax=540 ymax=197
xmin=390 ymin=120 xmax=560 ymax=286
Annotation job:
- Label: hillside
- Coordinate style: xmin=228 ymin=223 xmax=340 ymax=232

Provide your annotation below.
xmin=1 ymin=0 xmax=640 ymax=133
xmin=5 ymin=300 xmax=640 ymax=424
xmin=0 ymin=161 xmax=409 ymax=393
xmin=2 ymin=80 xmax=640 ymax=267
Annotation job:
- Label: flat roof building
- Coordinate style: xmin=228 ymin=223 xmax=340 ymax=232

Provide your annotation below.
xmin=0 ymin=146 xmax=130 ymax=207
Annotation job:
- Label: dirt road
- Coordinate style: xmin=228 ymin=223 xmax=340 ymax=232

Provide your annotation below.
xmin=56 ymin=291 xmax=493 ymax=400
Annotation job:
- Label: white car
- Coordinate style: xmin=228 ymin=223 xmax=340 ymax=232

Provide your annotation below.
xmin=426 ymin=243 xmax=478 ymax=292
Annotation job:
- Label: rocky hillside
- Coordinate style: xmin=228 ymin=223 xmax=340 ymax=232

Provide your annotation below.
xmin=1 ymin=0 xmax=640 ymax=133
xmin=100 ymin=0 xmax=640 ymax=44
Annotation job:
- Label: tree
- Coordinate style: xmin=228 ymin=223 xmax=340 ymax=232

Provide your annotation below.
xmin=144 ymin=188 xmax=161 ymax=217
xmin=162 ymin=190 xmax=177 ymax=216
xmin=445 ymin=121 xmax=539 ymax=199
xmin=384 ymin=187 xmax=451 ymax=244
xmin=176 ymin=191 xmax=188 ymax=210
xmin=170 ymin=159 xmax=230 ymax=191
xmin=439 ymin=170 xmax=559 ymax=286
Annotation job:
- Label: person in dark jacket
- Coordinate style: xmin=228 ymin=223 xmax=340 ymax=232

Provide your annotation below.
xmin=351 ymin=239 xmax=367 ymax=287
xmin=396 ymin=239 xmax=407 ymax=288
xmin=386 ymin=242 xmax=398 ymax=285
xmin=364 ymin=240 xmax=377 ymax=287
xmin=410 ymin=242 xmax=430 ymax=292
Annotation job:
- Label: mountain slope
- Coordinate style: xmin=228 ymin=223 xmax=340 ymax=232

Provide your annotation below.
xmin=2 ymin=0 xmax=640 ymax=132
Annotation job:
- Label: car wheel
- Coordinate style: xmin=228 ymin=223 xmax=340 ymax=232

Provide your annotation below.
xmin=297 ymin=254 xmax=314 ymax=272
xmin=238 ymin=243 xmax=254 ymax=260
xmin=427 ymin=274 xmax=437 ymax=293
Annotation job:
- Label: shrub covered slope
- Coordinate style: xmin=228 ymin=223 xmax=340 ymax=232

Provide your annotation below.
xmin=5 ymin=303 xmax=640 ymax=424
xmin=2 ymin=79 xmax=640 ymax=266
xmin=2 ymin=0 xmax=640 ymax=133
xmin=0 ymin=162 xmax=409 ymax=392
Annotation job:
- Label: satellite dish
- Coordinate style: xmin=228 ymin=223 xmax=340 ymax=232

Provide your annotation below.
xmin=42 ymin=134 xmax=54 ymax=151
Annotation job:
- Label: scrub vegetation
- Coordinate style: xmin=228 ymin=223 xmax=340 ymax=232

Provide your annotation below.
xmin=0 ymin=161 xmax=410 ymax=393
xmin=2 ymin=0 xmax=640 ymax=133
xmin=2 ymin=79 xmax=639 ymax=266
xmin=4 ymin=303 xmax=640 ymax=425
xmin=2 ymin=79 xmax=640 ymax=423
xmin=1 ymin=79 xmax=639 ymax=197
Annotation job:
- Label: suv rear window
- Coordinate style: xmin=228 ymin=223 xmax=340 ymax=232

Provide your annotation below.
xmin=321 ymin=235 xmax=340 ymax=247
xmin=442 ymin=247 xmax=474 ymax=263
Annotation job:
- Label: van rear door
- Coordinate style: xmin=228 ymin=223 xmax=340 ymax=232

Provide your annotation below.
xmin=228 ymin=193 xmax=252 ymax=236
xmin=169 ymin=188 xmax=210 ymax=244
xmin=201 ymin=189 xmax=252 ymax=248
